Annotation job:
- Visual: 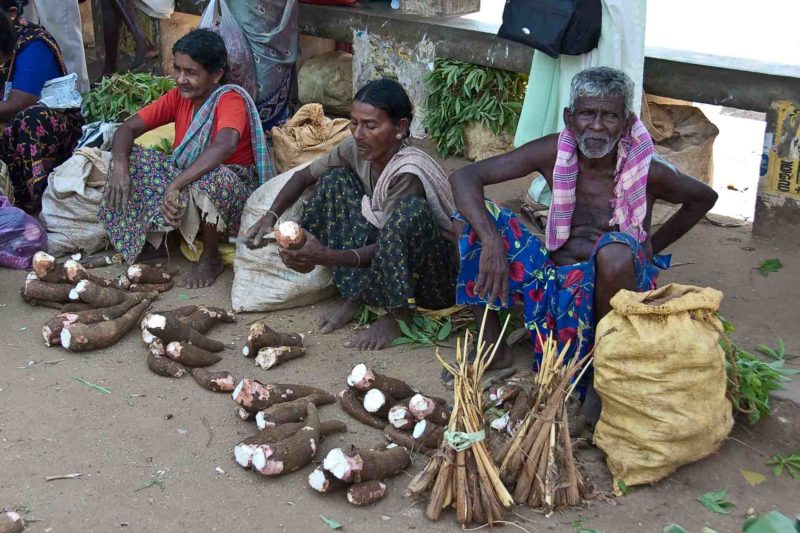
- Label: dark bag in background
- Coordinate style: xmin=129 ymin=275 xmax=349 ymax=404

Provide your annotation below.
xmin=498 ymin=0 xmax=602 ymax=58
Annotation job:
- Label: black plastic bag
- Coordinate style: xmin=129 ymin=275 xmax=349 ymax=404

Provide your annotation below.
xmin=498 ymin=0 xmax=601 ymax=58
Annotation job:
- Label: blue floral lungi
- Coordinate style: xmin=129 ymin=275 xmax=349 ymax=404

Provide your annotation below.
xmin=455 ymin=200 xmax=670 ymax=391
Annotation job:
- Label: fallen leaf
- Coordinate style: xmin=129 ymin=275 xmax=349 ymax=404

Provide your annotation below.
xmin=663 ymin=525 xmax=689 ymax=533
xmin=757 ymin=258 xmax=783 ymax=276
xmin=320 ymin=515 xmax=343 ymax=530
xmin=72 ymin=376 xmax=111 ymax=394
xmin=178 ymin=294 xmax=197 ymax=301
xmin=702 ymin=528 xmax=719 ymax=533
xmin=697 ymin=488 xmax=735 ymax=515
xmin=617 ymin=480 xmax=632 ymax=495
xmin=286 ymin=501 xmax=295 ymax=506
xmin=740 ymin=469 xmax=766 ymax=486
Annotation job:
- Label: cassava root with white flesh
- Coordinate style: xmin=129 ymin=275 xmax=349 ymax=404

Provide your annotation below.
xmin=323 ymin=445 xmax=411 ymax=483
xmin=70 ymin=280 xmax=156 ymax=307
xmin=42 ymin=299 xmax=137 ymax=346
xmin=147 ymin=350 xmax=188 ymax=378
xmin=144 ymin=313 xmax=223 ymax=352
xmin=231 ymin=380 xmax=333 ymax=413
xmin=347 ymin=480 xmax=387 ymax=506
xmin=250 ymin=403 xmax=320 ymax=476
xmin=242 ymin=321 xmax=303 ymax=357
xmin=22 ymin=272 xmax=72 ymax=303
xmin=126 ymin=263 xmax=172 ymax=284
xmin=190 ymin=368 xmax=236 ymax=392
xmin=165 ymin=341 xmax=222 ymax=367
xmin=255 ymin=345 xmax=306 ymax=370
xmin=0 ymin=510 xmax=24 ymax=533
xmin=61 ymin=300 xmax=151 ymax=352
xmin=338 ymin=389 xmax=387 ymax=429
xmin=255 ymin=393 xmax=335 ymax=429
xmin=347 ymin=363 xmax=415 ymax=400
xmin=235 ymin=420 xmax=346 ymax=468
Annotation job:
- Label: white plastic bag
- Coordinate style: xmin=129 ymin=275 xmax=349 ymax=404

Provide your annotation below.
xmin=231 ymin=164 xmax=336 ymax=312
xmin=199 ymin=0 xmax=257 ymax=100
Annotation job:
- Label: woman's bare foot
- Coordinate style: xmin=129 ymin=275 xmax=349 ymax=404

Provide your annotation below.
xmin=319 ymin=300 xmax=360 ymax=334
xmin=346 ymin=313 xmax=405 ymax=351
xmin=177 ymin=249 xmax=224 ymax=289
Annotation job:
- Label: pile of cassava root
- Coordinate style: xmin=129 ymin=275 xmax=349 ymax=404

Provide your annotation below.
xmin=338 ymin=363 xmax=450 ymax=454
xmin=241 ymin=320 xmax=306 ymax=370
xmin=142 ymin=305 xmax=239 ymax=393
xmin=26 ymin=252 xmax=166 ymax=352
xmin=231 ymin=381 xmax=343 ymax=474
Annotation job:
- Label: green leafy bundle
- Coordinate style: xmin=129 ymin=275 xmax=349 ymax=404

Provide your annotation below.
xmin=720 ymin=317 xmax=799 ymax=424
xmin=423 ymin=58 xmax=527 ymax=158
xmin=83 ymin=73 xmax=176 ymax=123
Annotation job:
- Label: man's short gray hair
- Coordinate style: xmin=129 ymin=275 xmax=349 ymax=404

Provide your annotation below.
xmin=569 ymin=67 xmax=634 ymax=117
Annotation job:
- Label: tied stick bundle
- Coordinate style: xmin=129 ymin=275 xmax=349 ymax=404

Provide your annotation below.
xmin=406 ymin=312 xmax=514 ymax=526
xmin=498 ymin=330 xmax=592 ymax=512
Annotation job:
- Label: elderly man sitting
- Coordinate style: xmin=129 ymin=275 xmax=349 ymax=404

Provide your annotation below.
xmin=448 ymin=67 xmax=718 ymax=421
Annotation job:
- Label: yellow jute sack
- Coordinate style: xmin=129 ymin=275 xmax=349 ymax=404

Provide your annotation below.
xmin=593 ymin=283 xmax=733 ymax=492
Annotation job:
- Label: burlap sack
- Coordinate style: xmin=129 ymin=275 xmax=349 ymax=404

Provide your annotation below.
xmin=593 ymin=284 xmax=733 ymax=492
xmin=270 ymin=103 xmax=351 ymax=173
xmin=298 ymin=51 xmax=353 ymax=116
xmin=641 ymin=95 xmax=719 ymax=185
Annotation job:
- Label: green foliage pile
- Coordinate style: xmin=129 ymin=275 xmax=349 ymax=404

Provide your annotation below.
xmin=423 ymin=58 xmax=527 ymax=158
xmin=720 ymin=317 xmax=799 ymax=424
xmin=83 ymin=73 xmax=175 ymax=123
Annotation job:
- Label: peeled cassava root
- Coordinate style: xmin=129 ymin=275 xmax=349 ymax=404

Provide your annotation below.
xmin=191 ymin=368 xmax=236 ymax=392
xmin=235 ymin=420 xmax=346 ymax=468
xmin=242 ymin=321 xmax=303 ymax=357
xmin=388 ymin=405 xmax=415 ymax=430
xmin=0 ymin=511 xmax=24 ymax=533
xmin=61 ymin=300 xmax=151 ymax=352
xmin=42 ymin=300 xmax=137 ymax=346
xmin=251 ymin=404 xmax=320 ymax=476
xmin=255 ymin=345 xmax=306 ymax=370
xmin=347 ymin=480 xmax=388 ymax=506
xmin=231 ymin=380 xmax=333 ymax=413
xmin=166 ymin=341 xmax=222 ymax=367
xmin=323 ymin=444 xmax=410 ymax=483
xmin=144 ymin=313 xmax=223 ymax=352
xmin=274 ymin=221 xmax=305 ymax=249
xmin=255 ymin=393 xmax=335 ymax=429
xmin=140 ymin=306 xmax=198 ymax=344
xmin=347 ymin=363 xmax=415 ymax=400
xmin=309 ymin=466 xmax=350 ymax=493
xmin=408 ymin=393 xmax=450 ymax=425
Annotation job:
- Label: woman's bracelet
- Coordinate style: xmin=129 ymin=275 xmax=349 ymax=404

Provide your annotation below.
xmin=348 ymin=248 xmax=361 ymax=268
xmin=267 ymin=210 xmax=280 ymax=221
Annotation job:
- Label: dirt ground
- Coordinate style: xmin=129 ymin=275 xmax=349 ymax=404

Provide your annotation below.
xmin=1 ymin=176 xmax=799 ymax=532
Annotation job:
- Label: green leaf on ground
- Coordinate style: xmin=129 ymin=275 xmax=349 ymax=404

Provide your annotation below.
xmin=437 ymin=319 xmax=453 ymax=341
xmin=320 ymin=515 xmax=343 ymax=530
xmin=71 ymin=376 xmax=111 ymax=394
xmin=178 ymin=293 xmax=197 ymax=301
xmin=617 ymin=480 xmax=633 ymax=495
xmin=663 ymin=525 xmax=689 ymax=533
xmin=134 ymin=479 xmax=165 ymax=492
xmin=766 ymin=453 xmax=800 ymax=480
xmin=757 ymin=258 xmax=783 ymax=276
xmin=697 ymin=488 xmax=735 ymax=514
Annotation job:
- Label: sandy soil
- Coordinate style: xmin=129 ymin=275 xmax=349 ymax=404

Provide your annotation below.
xmin=1 ymin=180 xmax=799 ymax=532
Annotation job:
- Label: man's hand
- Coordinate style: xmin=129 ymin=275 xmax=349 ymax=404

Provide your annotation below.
xmin=278 ymin=231 xmax=328 ymax=273
xmin=474 ymin=234 xmax=509 ymax=306
xmin=160 ymin=185 xmax=184 ymax=227
xmin=105 ymin=160 xmax=132 ymax=215
xmin=244 ymin=212 xmax=277 ymax=249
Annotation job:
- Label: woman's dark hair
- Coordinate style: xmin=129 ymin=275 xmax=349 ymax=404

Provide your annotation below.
xmin=0 ymin=0 xmax=27 ymax=16
xmin=354 ymin=78 xmax=413 ymax=138
xmin=0 ymin=8 xmax=14 ymax=57
xmin=172 ymin=28 xmax=229 ymax=83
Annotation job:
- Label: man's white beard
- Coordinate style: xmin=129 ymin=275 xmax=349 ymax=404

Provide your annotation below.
xmin=576 ymin=130 xmax=622 ymax=159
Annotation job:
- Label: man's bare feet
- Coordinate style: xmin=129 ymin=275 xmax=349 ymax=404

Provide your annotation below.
xmin=346 ymin=314 xmax=403 ymax=351
xmin=177 ymin=250 xmax=224 ymax=289
xmin=319 ymin=300 xmax=360 ymax=334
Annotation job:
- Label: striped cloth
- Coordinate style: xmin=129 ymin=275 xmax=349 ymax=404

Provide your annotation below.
xmin=171 ymin=84 xmax=275 ymax=186
xmin=546 ymin=116 xmax=654 ymax=251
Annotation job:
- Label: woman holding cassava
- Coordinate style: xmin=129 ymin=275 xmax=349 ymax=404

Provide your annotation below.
xmin=100 ymin=29 xmax=275 ymax=289
xmin=246 ymin=79 xmax=457 ymax=350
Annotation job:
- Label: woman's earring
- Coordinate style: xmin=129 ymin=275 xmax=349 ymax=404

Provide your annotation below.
xmin=396 ymin=133 xmax=403 ymax=140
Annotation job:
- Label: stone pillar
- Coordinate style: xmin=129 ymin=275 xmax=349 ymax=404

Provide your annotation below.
xmin=352 ymin=30 xmax=436 ymax=139
xmin=400 ymin=0 xmax=481 ymax=17
xmin=753 ymin=99 xmax=800 ymax=235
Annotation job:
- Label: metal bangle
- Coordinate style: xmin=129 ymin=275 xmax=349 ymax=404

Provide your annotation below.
xmin=267 ymin=210 xmax=280 ymax=221
xmin=349 ymin=248 xmax=361 ymax=268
